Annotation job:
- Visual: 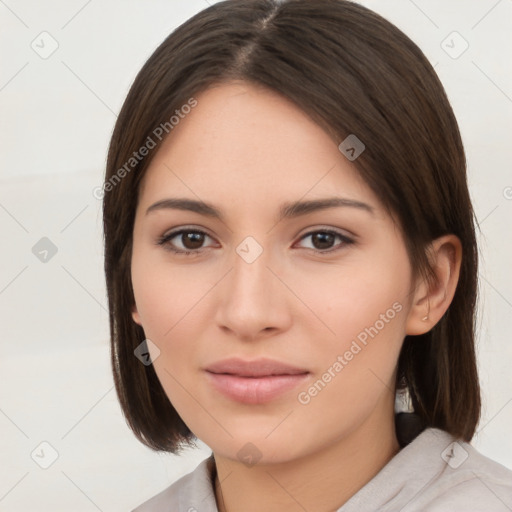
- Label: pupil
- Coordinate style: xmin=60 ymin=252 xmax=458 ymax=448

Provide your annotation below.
xmin=184 ymin=232 xmax=204 ymax=249
xmin=313 ymin=232 xmax=334 ymax=249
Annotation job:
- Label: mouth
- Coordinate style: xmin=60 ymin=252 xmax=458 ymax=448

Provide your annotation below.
xmin=204 ymin=358 xmax=310 ymax=404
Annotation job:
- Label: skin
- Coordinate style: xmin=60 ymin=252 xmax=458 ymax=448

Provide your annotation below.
xmin=131 ymin=81 xmax=462 ymax=512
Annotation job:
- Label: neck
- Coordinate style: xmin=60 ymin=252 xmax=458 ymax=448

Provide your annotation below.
xmin=212 ymin=408 xmax=400 ymax=512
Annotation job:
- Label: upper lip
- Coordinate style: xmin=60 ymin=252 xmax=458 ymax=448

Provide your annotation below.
xmin=204 ymin=358 xmax=309 ymax=377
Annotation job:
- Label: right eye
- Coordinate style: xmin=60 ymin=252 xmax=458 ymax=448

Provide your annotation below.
xmin=157 ymin=228 xmax=217 ymax=256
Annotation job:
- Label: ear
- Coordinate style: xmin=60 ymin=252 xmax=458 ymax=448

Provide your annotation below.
xmin=131 ymin=303 xmax=142 ymax=326
xmin=405 ymin=234 xmax=462 ymax=335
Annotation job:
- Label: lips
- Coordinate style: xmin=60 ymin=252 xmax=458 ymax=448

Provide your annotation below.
xmin=204 ymin=358 xmax=309 ymax=404
xmin=204 ymin=357 xmax=309 ymax=377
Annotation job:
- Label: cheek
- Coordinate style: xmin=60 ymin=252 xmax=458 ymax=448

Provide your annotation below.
xmin=291 ymin=272 xmax=407 ymax=434
xmin=131 ymin=255 xmax=209 ymax=414
xmin=290 ymin=258 xmax=410 ymax=412
xmin=294 ymin=261 xmax=409 ymax=344
xmin=131 ymin=248 xmax=213 ymax=339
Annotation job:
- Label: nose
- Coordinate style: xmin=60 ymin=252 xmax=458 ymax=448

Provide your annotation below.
xmin=213 ymin=239 xmax=291 ymax=341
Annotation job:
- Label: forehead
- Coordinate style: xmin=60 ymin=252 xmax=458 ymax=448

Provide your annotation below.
xmin=137 ymin=81 xmax=379 ymax=218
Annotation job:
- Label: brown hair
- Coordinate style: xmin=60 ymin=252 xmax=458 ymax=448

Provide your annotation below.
xmin=103 ymin=0 xmax=481 ymax=452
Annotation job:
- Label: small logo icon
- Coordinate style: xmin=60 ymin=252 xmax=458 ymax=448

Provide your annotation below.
xmin=441 ymin=441 xmax=468 ymax=468
xmin=32 ymin=237 xmax=58 ymax=263
xmin=31 ymin=31 xmax=59 ymax=59
xmin=441 ymin=31 xmax=469 ymax=59
xmin=31 ymin=441 xmax=59 ymax=469
xmin=338 ymin=134 xmax=365 ymax=161
xmin=134 ymin=339 xmax=161 ymax=366
xmin=236 ymin=236 xmax=263 ymax=264
xmin=237 ymin=442 xmax=262 ymax=467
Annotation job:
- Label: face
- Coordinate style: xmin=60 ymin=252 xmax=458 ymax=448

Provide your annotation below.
xmin=131 ymin=81 xmax=417 ymax=464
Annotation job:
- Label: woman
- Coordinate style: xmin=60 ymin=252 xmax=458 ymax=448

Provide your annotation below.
xmin=102 ymin=0 xmax=512 ymax=510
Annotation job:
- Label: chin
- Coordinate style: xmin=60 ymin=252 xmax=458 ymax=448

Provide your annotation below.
xmin=198 ymin=419 xmax=320 ymax=467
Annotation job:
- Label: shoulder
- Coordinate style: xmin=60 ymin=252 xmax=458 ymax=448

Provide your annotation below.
xmin=131 ymin=455 xmax=218 ymax=512
xmin=413 ymin=433 xmax=512 ymax=511
xmin=338 ymin=427 xmax=512 ymax=512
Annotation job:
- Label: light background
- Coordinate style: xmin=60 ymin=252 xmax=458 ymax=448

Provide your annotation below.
xmin=0 ymin=0 xmax=511 ymax=510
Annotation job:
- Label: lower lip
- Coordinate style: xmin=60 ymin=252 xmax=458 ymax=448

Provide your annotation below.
xmin=205 ymin=371 xmax=309 ymax=404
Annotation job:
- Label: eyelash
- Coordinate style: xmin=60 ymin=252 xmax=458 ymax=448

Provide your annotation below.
xmin=156 ymin=227 xmax=354 ymax=257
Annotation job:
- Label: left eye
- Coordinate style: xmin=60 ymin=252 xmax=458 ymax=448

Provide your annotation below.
xmin=157 ymin=228 xmax=353 ymax=255
xmin=296 ymin=230 xmax=353 ymax=252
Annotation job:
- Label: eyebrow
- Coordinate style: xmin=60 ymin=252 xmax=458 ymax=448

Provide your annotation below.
xmin=146 ymin=196 xmax=374 ymax=222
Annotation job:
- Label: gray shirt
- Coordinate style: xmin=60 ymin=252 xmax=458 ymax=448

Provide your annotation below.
xmin=132 ymin=427 xmax=512 ymax=511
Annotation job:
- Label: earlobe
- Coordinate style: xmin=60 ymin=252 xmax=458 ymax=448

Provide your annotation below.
xmin=132 ymin=304 xmax=142 ymax=326
xmin=405 ymin=234 xmax=462 ymax=335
